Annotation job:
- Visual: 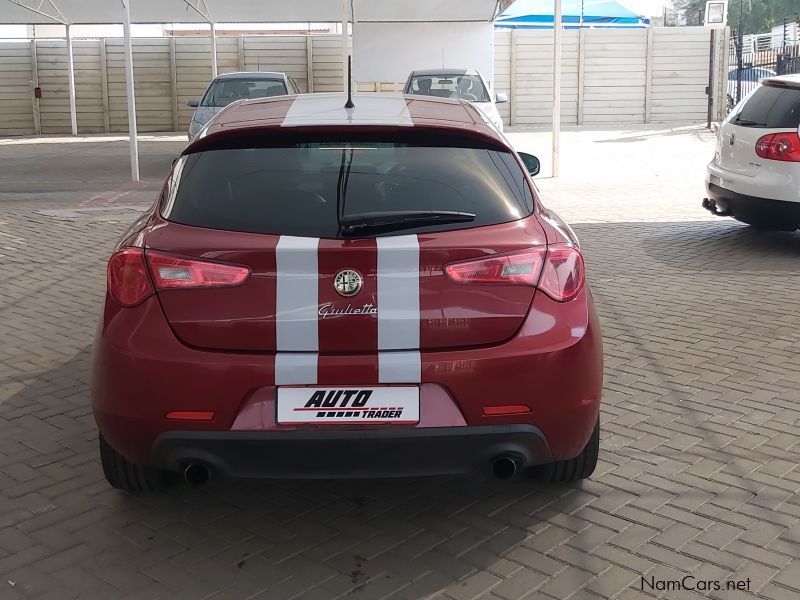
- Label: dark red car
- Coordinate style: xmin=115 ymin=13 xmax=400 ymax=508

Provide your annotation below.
xmin=92 ymin=93 xmax=602 ymax=492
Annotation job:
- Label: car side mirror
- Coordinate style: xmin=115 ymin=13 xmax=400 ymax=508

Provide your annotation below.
xmin=187 ymin=99 xmax=199 ymax=108
xmin=518 ymin=152 xmax=540 ymax=177
xmin=495 ymin=92 xmax=509 ymax=103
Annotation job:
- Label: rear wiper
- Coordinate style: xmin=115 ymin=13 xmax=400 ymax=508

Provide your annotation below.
xmin=339 ymin=210 xmax=476 ymax=235
xmin=733 ymin=118 xmax=766 ymax=126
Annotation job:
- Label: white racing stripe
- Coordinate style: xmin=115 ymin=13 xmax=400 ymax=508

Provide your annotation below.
xmin=377 ymin=235 xmax=421 ymax=383
xmin=275 ymin=353 xmax=318 ymax=386
xmin=281 ymin=94 xmax=414 ymax=128
xmin=275 ymin=236 xmax=319 ymax=385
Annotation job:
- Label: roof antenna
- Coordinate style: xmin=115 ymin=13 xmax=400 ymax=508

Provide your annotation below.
xmin=344 ymin=55 xmax=355 ymax=109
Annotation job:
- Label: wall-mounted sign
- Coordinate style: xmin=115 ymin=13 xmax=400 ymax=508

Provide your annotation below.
xmin=704 ymin=1 xmax=728 ymax=29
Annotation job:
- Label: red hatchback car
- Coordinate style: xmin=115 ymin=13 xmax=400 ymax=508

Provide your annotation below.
xmin=92 ymin=93 xmax=602 ymax=492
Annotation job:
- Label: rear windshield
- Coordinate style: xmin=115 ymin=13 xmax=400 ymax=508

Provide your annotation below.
xmin=201 ymin=78 xmax=287 ymax=107
xmin=162 ymin=140 xmax=532 ymax=237
xmin=732 ymin=83 xmax=800 ymax=128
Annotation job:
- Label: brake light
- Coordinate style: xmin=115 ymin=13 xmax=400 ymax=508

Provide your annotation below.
xmin=146 ymin=251 xmax=250 ymax=289
xmin=445 ymin=249 xmax=546 ymax=286
xmin=107 ymin=248 xmax=154 ymax=307
xmin=755 ymin=132 xmax=800 ymax=162
xmin=444 ymin=245 xmax=584 ymax=302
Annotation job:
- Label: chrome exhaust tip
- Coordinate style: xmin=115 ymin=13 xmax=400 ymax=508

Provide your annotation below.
xmin=184 ymin=463 xmax=211 ymax=487
xmin=491 ymin=455 xmax=520 ymax=480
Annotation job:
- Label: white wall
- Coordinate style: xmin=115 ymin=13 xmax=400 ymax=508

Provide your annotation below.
xmin=0 ymin=28 xmax=727 ymax=136
xmin=353 ymin=21 xmax=494 ymax=86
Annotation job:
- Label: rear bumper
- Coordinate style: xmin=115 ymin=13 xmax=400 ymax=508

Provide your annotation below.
xmin=706 ymin=159 xmax=800 ymax=205
xmin=704 ymin=182 xmax=800 ymax=228
xmin=93 ymin=288 xmax=602 ymax=469
xmin=151 ymin=425 xmax=551 ymax=479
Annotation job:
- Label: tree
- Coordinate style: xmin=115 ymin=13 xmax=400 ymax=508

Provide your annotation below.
xmin=673 ymin=0 xmax=706 ymax=26
xmin=673 ymin=0 xmax=800 ymax=34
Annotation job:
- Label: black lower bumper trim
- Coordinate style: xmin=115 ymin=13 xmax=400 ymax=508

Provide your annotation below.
xmin=705 ymin=183 xmax=800 ymax=229
xmin=150 ymin=425 xmax=552 ymax=479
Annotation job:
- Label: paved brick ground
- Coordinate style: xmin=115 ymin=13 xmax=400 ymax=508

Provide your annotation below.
xmin=0 ymin=126 xmax=798 ymax=600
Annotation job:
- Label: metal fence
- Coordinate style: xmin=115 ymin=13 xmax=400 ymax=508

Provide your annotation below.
xmin=728 ymin=25 xmax=800 ymax=111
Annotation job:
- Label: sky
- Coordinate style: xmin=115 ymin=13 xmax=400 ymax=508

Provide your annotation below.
xmin=617 ymin=0 xmax=670 ymax=18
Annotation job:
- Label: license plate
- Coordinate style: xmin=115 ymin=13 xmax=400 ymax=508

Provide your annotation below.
xmin=277 ymin=386 xmax=420 ymax=425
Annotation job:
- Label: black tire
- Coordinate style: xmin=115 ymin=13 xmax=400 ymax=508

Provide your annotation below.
xmin=532 ymin=419 xmax=599 ymax=483
xmin=99 ymin=434 xmax=170 ymax=493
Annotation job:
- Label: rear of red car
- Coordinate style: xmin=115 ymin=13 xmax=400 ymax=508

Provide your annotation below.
xmin=92 ymin=95 xmax=602 ymax=492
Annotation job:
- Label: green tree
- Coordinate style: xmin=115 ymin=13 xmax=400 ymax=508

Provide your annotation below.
xmin=674 ymin=0 xmax=800 ymax=34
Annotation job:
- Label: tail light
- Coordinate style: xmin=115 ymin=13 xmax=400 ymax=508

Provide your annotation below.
xmin=444 ymin=249 xmax=546 ymax=286
xmin=755 ymin=132 xmax=800 ymax=162
xmin=107 ymin=248 xmax=250 ymax=307
xmin=538 ymin=245 xmax=585 ymax=301
xmin=444 ymin=245 xmax=584 ymax=302
xmin=146 ymin=251 xmax=250 ymax=289
xmin=107 ymin=248 xmax=154 ymax=307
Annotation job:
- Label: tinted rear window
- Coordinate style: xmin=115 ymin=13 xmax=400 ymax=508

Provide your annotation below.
xmin=162 ymin=141 xmax=532 ymax=237
xmin=733 ymin=84 xmax=800 ymax=128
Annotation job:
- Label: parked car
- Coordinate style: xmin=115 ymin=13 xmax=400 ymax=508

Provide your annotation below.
xmin=705 ymin=73 xmax=800 ymax=229
xmin=727 ymin=66 xmax=776 ymax=110
xmin=186 ymin=71 xmax=299 ymax=137
xmin=404 ymin=68 xmax=508 ymax=131
xmin=93 ymin=92 xmax=602 ymax=493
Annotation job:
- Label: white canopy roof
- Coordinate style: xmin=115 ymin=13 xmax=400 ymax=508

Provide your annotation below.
xmin=0 ymin=1 xmax=506 ymax=24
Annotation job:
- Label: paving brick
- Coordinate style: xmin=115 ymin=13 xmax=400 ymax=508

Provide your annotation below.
xmin=1 ymin=126 xmax=799 ymax=599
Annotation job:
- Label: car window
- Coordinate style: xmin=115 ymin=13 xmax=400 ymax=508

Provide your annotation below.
xmin=162 ymin=139 xmax=532 ymax=237
xmin=201 ymin=79 xmax=288 ymax=107
xmin=406 ymin=74 xmax=490 ymax=102
xmin=732 ymin=83 xmax=800 ymax=128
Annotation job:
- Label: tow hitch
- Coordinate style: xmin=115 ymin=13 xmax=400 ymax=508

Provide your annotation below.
xmin=702 ymin=197 xmax=731 ymax=217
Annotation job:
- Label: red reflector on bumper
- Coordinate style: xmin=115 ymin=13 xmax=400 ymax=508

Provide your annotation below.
xmin=165 ymin=411 xmax=215 ymax=421
xmin=482 ymin=405 xmax=531 ymax=416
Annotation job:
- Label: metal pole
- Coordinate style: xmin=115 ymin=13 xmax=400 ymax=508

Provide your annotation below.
xmin=706 ymin=29 xmax=715 ymax=128
xmin=210 ymin=22 xmax=218 ymax=78
xmin=736 ymin=0 xmax=743 ymax=103
xmin=122 ymin=0 xmax=140 ymax=182
xmin=552 ymin=0 xmax=562 ymax=178
xmin=341 ymin=0 xmax=348 ymax=92
xmin=65 ymin=24 xmax=77 ymax=135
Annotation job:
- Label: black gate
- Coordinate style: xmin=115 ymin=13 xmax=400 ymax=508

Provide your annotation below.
xmin=728 ymin=23 xmax=800 ymax=111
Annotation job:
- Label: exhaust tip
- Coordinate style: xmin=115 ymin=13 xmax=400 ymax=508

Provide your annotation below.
xmin=184 ymin=463 xmax=210 ymax=487
xmin=491 ymin=456 xmax=519 ymax=480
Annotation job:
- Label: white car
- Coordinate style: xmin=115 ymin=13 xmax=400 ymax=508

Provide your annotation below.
xmin=403 ymin=69 xmax=508 ymax=131
xmin=186 ymin=72 xmax=300 ymax=138
xmin=705 ymin=73 xmax=800 ymax=230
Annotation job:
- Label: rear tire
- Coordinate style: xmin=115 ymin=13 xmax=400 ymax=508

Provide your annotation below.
xmin=532 ymin=419 xmax=599 ymax=483
xmin=99 ymin=434 xmax=170 ymax=494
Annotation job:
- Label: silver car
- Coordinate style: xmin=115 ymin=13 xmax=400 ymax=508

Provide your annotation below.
xmin=187 ymin=72 xmax=300 ymax=137
xmin=403 ymin=68 xmax=508 ymax=132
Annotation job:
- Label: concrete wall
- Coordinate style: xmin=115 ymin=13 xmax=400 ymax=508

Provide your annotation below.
xmin=0 ymin=28 xmax=727 ymax=136
xmin=493 ymin=26 xmax=729 ymax=126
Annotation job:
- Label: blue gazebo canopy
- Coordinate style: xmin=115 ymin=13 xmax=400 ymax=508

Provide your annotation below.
xmin=495 ymin=0 xmax=650 ymax=28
